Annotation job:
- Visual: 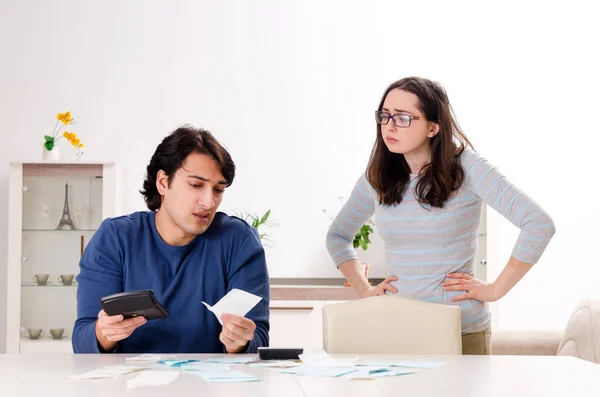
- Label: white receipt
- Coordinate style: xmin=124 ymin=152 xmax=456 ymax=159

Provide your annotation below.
xmin=298 ymin=348 xmax=358 ymax=367
xmin=66 ymin=366 xmax=145 ymax=380
xmin=202 ymin=289 xmax=262 ymax=325
xmin=126 ymin=370 xmax=180 ymax=388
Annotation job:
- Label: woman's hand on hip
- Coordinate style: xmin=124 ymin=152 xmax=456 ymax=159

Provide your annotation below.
xmin=443 ymin=273 xmax=499 ymax=302
xmin=358 ymin=275 xmax=398 ymax=298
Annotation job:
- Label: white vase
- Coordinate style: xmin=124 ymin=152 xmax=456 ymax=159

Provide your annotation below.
xmin=42 ymin=146 xmax=60 ymax=161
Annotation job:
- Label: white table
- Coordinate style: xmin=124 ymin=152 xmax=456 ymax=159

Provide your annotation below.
xmin=0 ymin=353 xmax=599 ymax=396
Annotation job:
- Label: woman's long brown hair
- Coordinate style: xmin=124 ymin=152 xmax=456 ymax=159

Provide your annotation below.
xmin=366 ymin=77 xmax=473 ymax=208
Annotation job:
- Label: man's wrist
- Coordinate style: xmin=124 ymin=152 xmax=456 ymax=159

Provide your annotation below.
xmin=226 ymin=341 xmax=250 ymax=354
xmin=95 ymin=321 xmax=117 ymax=352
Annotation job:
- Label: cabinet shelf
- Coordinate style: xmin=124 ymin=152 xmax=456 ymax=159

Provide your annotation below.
xmin=21 ymin=283 xmax=78 ymax=287
xmin=20 ymin=336 xmax=73 ymax=353
xmin=22 ymin=229 xmax=97 ymax=232
xmin=20 ymin=336 xmax=71 ymax=342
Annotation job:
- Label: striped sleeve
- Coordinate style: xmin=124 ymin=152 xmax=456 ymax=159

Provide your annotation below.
xmin=461 ymin=150 xmax=556 ymax=264
xmin=326 ymin=174 xmax=376 ymax=267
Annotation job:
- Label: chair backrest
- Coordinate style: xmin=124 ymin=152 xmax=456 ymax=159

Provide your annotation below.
xmin=556 ymin=298 xmax=600 ymax=363
xmin=322 ymin=295 xmax=462 ymax=354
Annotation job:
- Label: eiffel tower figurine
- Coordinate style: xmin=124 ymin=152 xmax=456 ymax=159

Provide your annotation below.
xmin=56 ymin=183 xmax=77 ymax=230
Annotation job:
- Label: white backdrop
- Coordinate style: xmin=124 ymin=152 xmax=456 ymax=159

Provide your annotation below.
xmin=1 ymin=0 xmax=599 ymax=352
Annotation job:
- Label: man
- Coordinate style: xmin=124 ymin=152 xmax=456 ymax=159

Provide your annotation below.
xmin=72 ymin=125 xmax=270 ymax=353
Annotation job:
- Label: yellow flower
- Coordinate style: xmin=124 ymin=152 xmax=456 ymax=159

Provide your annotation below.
xmin=56 ymin=111 xmax=73 ymax=125
xmin=52 ymin=112 xmax=83 ymax=155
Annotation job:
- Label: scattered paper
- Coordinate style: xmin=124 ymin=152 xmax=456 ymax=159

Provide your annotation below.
xmin=249 ymin=361 xmax=300 ymax=368
xmin=358 ymin=360 xmax=445 ymax=369
xmin=126 ymin=370 xmax=180 ymax=389
xmin=343 ymin=366 xmax=415 ymax=380
xmin=67 ymin=370 xmax=115 ymax=381
xmin=370 ymin=369 xmax=415 ymax=378
xmin=298 ymin=349 xmax=357 ymax=367
xmin=201 ymin=356 xmax=257 ymax=364
xmin=66 ymin=366 xmax=145 ymax=380
xmin=181 ymin=362 xmax=232 ymax=371
xmin=282 ymin=366 xmax=357 ymax=378
xmin=344 ymin=367 xmax=389 ymax=380
xmin=202 ymin=289 xmax=262 ymax=325
xmin=192 ymin=370 xmax=260 ymax=383
xmin=159 ymin=359 xmax=199 ymax=367
xmin=126 ymin=354 xmax=168 ymax=363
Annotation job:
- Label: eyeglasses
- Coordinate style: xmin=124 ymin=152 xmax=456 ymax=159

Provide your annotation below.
xmin=375 ymin=111 xmax=420 ymax=128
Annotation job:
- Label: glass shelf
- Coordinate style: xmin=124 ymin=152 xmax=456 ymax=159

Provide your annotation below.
xmin=22 ymin=229 xmax=97 ymax=232
xmin=22 ymin=283 xmax=78 ymax=287
xmin=20 ymin=336 xmax=71 ymax=342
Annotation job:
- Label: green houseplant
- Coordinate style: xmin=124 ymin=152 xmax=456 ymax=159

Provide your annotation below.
xmin=353 ymin=220 xmax=375 ymax=251
xmin=234 ymin=209 xmax=279 ymax=246
xmin=323 ymin=197 xmax=375 ymax=251
xmin=323 ymin=197 xmax=374 ymax=284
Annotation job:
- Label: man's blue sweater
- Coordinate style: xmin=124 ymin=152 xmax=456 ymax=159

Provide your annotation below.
xmin=72 ymin=211 xmax=270 ymax=353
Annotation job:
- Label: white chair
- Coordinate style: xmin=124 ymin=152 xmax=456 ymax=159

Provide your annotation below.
xmin=556 ymin=298 xmax=600 ymax=363
xmin=322 ymin=295 xmax=462 ymax=354
xmin=492 ymin=298 xmax=600 ymax=364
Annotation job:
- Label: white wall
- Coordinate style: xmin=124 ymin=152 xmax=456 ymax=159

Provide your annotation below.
xmin=1 ymin=0 xmax=598 ymax=352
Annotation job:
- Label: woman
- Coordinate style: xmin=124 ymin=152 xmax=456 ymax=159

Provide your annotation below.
xmin=326 ymin=77 xmax=555 ymax=355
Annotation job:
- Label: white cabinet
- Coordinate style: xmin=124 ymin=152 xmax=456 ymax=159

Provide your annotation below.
xmin=269 ymin=300 xmax=348 ymax=351
xmin=6 ymin=162 xmax=119 ymax=354
xmin=269 ymin=300 xmax=324 ymax=350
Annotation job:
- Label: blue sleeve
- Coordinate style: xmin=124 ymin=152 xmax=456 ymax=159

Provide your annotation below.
xmin=72 ymin=219 xmax=124 ymax=353
xmin=227 ymin=228 xmax=270 ymax=353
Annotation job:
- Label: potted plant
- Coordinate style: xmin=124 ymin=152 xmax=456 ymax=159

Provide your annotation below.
xmin=43 ymin=111 xmax=84 ymax=160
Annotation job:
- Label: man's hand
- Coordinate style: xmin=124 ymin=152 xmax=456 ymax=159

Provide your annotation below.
xmin=358 ymin=275 xmax=398 ymax=298
xmin=220 ymin=314 xmax=256 ymax=353
xmin=95 ymin=309 xmax=147 ymax=352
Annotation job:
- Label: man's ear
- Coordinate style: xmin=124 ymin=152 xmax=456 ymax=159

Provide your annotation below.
xmin=156 ymin=170 xmax=169 ymax=195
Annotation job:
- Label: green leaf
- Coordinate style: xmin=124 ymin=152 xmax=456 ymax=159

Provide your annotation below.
xmin=44 ymin=140 xmax=54 ymax=151
xmin=232 ymin=209 xmax=278 ymax=243
xmin=352 ymin=223 xmax=374 ymax=251
xmin=260 ymin=209 xmax=271 ymax=224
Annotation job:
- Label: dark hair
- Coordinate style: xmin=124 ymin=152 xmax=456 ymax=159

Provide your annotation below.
xmin=140 ymin=125 xmax=236 ymax=211
xmin=366 ymin=77 xmax=473 ymax=208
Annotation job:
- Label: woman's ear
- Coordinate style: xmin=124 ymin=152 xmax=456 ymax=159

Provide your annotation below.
xmin=156 ymin=170 xmax=169 ymax=195
xmin=428 ymin=123 xmax=440 ymax=138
